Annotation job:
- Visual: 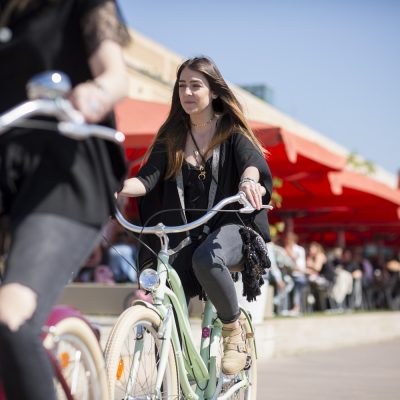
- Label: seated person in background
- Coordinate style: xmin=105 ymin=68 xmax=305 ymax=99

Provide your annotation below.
xmin=352 ymin=247 xmax=375 ymax=308
xmin=284 ymin=232 xmax=307 ymax=315
xmin=306 ymin=242 xmax=330 ymax=310
xmin=108 ymin=231 xmax=138 ymax=283
xmin=74 ymin=244 xmax=114 ymax=284
xmin=266 ymin=241 xmax=291 ymax=315
xmin=328 ymin=248 xmax=353 ymax=309
xmin=306 ymin=242 xmax=328 ymax=280
xmin=386 ymin=256 xmax=400 ymax=308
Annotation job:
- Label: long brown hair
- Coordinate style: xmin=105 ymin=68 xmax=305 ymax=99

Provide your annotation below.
xmin=146 ymin=56 xmax=267 ymax=179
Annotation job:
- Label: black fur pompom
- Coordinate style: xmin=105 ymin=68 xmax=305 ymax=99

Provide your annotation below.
xmin=239 ymin=226 xmax=271 ymax=302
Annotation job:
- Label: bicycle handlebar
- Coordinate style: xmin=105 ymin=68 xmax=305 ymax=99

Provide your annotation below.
xmin=115 ymin=192 xmax=273 ymax=236
xmin=0 ymin=98 xmax=125 ymax=144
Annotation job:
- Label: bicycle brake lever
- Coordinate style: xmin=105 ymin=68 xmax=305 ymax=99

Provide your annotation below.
xmin=238 ymin=191 xmax=273 ymax=213
xmin=57 ymin=98 xmax=85 ymax=124
xmin=238 ymin=191 xmax=254 ymax=214
xmin=262 ymin=205 xmax=274 ymax=210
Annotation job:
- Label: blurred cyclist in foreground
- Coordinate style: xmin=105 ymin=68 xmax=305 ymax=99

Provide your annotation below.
xmin=0 ymin=1 xmax=129 ymax=398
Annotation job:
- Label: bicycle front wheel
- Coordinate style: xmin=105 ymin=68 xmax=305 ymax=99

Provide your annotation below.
xmin=43 ymin=316 xmax=109 ymax=400
xmin=240 ymin=312 xmax=257 ymax=399
xmin=105 ymin=304 xmax=179 ymax=399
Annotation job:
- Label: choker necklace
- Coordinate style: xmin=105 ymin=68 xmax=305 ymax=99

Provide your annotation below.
xmin=191 ymin=115 xmax=215 ymax=128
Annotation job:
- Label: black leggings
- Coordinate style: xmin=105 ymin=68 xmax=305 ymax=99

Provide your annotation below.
xmin=192 ymin=224 xmax=244 ymax=323
xmin=0 ymin=213 xmax=101 ymax=400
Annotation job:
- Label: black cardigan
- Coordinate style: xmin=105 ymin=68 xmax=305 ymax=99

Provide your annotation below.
xmin=136 ymin=132 xmax=272 ymax=272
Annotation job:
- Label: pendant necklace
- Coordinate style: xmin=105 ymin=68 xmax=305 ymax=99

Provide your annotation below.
xmin=193 ymin=150 xmax=206 ymax=181
xmin=189 ymin=129 xmax=208 ymax=181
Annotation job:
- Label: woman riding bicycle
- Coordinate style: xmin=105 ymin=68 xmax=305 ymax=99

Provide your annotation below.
xmin=119 ymin=56 xmax=272 ymax=376
xmin=0 ymin=1 xmax=129 ymax=399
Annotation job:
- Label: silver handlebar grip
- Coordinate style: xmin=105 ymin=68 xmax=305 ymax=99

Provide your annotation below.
xmin=0 ymin=99 xmax=125 ymax=144
xmin=58 ymin=122 xmax=125 ymax=143
xmin=0 ymin=72 xmax=125 ymax=144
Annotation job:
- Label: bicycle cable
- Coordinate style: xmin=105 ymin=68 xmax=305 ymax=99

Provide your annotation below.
xmin=105 ymin=206 xmax=247 ymax=279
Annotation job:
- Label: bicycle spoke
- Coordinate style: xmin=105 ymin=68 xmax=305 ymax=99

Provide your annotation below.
xmin=53 ymin=334 xmax=97 ymax=400
xmin=113 ymin=321 xmax=174 ymax=399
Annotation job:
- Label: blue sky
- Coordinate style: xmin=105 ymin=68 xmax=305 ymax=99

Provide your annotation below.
xmin=119 ymin=0 xmax=400 ymax=177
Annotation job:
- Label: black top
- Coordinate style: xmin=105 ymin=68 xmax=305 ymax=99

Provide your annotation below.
xmin=136 ymin=132 xmax=273 ymax=269
xmin=0 ymin=0 xmax=127 ymax=227
xmin=183 ymin=158 xmax=212 ymax=238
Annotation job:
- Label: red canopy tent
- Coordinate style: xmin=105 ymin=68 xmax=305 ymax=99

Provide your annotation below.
xmin=115 ymin=98 xmax=346 ymax=174
xmin=254 ymin=126 xmax=346 ymax=178
xmin=281 ymin=171 xmax=400 ymax=245
xmin=116 ymin=98 xmax=170 ymax=148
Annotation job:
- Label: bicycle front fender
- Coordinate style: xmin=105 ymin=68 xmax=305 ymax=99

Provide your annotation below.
xmin=130 ymin=299 xmax=175 ymax=394
xmin=130 ymin=299 xmax=164 ymax=317
xmin=41 ymin=305 xmax=99 ymax=342
xmin=239 ymin=307 xmax=258 ymax=359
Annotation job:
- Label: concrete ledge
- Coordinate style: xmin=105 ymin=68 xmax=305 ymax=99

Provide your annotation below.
xmin=58 ymin=283 xmax=138 ymax=315
xmin=255 ymin=311 xmax=400 ymax=359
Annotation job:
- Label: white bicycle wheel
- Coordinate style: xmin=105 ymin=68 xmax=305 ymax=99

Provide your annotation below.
xmin=43 ymin=316 xmax=109 ymax=400
xmin=105 ymin=304 xmax=179 ymax=399
xmin=240 ymin=313 xmax=257 ymax=400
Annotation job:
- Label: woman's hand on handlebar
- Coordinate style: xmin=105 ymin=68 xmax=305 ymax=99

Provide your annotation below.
xmin=68 ymin=80 xmax=112 ymax=123
xmin=68 ymin=39 xmax=128 ymax=123
xmin=118 ymin=177 xmax=147 ymax=198
xmin=239 ymin=180 xmax=265 ymax=210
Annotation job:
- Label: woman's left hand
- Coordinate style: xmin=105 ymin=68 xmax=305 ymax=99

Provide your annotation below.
xmin=68 ymin=81 xmax=112 ymax=123
xmin=239 ymin=180 xmax=263 ymax=210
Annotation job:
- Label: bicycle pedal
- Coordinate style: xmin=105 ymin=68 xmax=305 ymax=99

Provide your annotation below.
xmin=244 ymin=355 xmax=252 ymax=370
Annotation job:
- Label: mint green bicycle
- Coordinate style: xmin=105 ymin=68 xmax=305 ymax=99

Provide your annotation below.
xmin=105 ymin=192 xmax=272 ymax=399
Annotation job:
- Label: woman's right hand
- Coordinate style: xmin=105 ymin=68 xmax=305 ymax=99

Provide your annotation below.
xmin=68 ymin=80 xmax=112 ymax=124
xmin=118 ymin=177 xmax=147 ymax=197
xmin=239 ymin=180 xmax=263 ymax=210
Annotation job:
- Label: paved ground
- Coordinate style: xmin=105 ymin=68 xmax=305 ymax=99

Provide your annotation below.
xmin=258 ymin=339 xmax=400 ymax=400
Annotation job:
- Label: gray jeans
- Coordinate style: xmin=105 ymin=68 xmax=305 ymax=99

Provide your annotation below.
xmin=0 ymin=213 xmax=101 ymax=400
xmin=192 ymin=224 xmax=244 ymax=323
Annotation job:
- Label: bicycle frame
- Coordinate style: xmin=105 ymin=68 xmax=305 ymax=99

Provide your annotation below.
xmin=135 ymin=249 xmax=254 ymax=399
xmin=115 ymin=192 xmax=271 ymax=398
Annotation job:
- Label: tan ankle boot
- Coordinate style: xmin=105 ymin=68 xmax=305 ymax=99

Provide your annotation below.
xmin=221 ymin=321 xmax=247 ymax=375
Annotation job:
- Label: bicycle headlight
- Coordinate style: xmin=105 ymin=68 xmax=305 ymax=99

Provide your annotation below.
xmin=139 ymin=269 xmax=160 ymax=292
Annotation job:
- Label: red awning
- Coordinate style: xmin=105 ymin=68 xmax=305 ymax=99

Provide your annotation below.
xmin=255 ymin=126 xmax=346 ymax=177
xmin=115 ymin=98 xmax=346 ymax=173
xmin=328 ymin=171 xmax=400 ymax=206
xmin=115 ymin=98 xmax=170 ymax=147
xmin=276 ymin=171 xmax=400 ymax=212
xmin=275 ymin=170 xmax=400 ymax=244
